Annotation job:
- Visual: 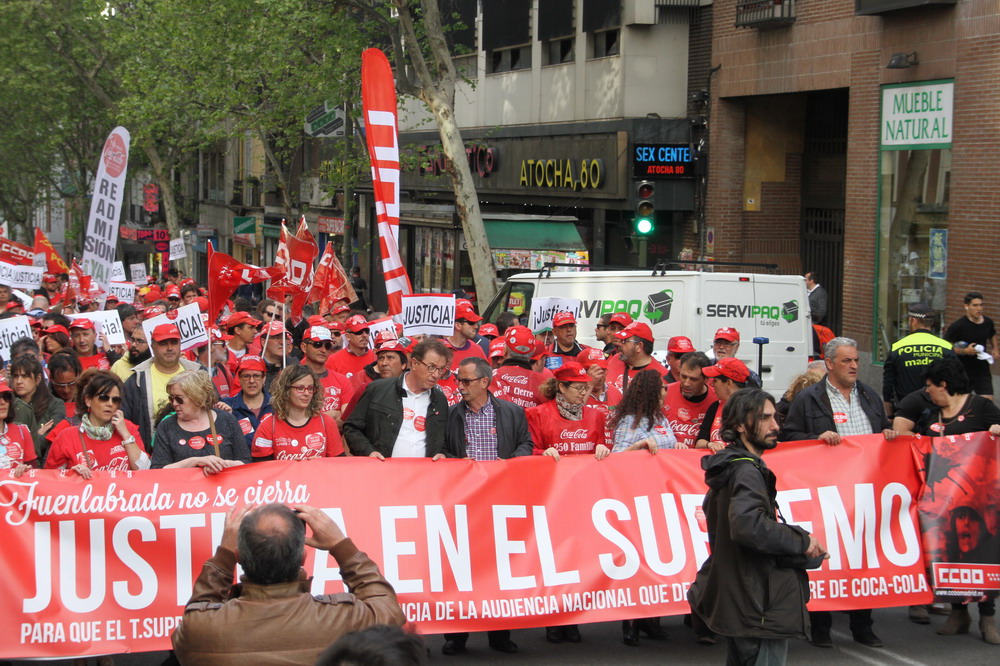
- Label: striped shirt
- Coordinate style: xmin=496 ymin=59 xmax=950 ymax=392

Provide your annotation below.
xmin=825 ymin=380 xmax=874 ymax=436
xmin=463 ymin=399 xmax=499 ymax=461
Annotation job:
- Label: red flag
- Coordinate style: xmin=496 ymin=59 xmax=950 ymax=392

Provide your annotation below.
xmin=309 ymin=242 xmax=357 ymax=314
xmin=0 ymin=237 xmax=35 ymax=266
xmin=361 ymin=48 xmax=411 ymax=315
xmin=206 ymin=242 xmax=284 ymax=325
xmin=267 ymin=218 xmax=317 ymax=321
xmin=66 ymin=260 xmax=91 ymax=304
xmin=33 ymin=229 xmax=69 ymax=274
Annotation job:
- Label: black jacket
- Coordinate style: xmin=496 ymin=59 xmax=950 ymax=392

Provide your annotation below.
xmin=688 ymin=445 xmax=812 ymax=639
xmin=343 ymin=374 xmax=448 ymax=458
xmin=780 ymin=376 xmax=889 ymax=441
xmin=443 ymin=395 xmax=534 ymax=459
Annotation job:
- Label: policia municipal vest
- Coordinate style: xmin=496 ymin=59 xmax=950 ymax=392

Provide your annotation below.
xmin=885 ymin=330 xmax=953 ymax=401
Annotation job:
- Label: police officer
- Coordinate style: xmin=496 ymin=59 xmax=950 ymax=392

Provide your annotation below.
xmin=882 ymin=302 xmax=954 ymax=417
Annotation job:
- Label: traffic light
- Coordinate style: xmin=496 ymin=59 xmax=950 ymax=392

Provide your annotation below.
xmin=634 ymin=180 xmax=655 ymax=235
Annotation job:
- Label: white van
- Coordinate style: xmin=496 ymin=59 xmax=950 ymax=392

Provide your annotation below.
xmin=481 ymin=269 xmax=812 ymax=394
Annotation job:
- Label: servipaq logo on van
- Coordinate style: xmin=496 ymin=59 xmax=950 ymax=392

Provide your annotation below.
xmin=705 ymin=300 xmax=799 ymax=324
xmin=643 ymin=289 xmax=674 ymax=325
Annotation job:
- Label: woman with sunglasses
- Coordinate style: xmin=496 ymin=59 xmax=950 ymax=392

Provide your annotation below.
xmin=526 ymin=361 xmax=610 ymax=646
xmin=0 ymin=379 xmax=38 ymax=477
xmin=45 ymin=370 xmax=149 ymax=478
xmin=252 ymin=365 xmax=344 ymax=462
xmin=150 ymin=370 xmax=250 ymax=474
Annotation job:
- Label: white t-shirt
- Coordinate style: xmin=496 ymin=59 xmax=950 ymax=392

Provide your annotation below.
xmin=391 ymin=373 xmax=431 ymax=458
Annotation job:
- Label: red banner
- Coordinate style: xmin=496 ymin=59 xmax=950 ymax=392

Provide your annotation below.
xmin=361 ymin=48 xmax=411 ymax=315
xmin=309 ymin=242 xmax=357 ymax=313
xmin=33 ymin=229 xmax=69 ymax=274
xmin=0 ymin=236 xmax=36 ymax=266
xmin=206 ymin=242 xmax=283 ymax=325
xmin=267 ymin=218 xmax=317 ymax=320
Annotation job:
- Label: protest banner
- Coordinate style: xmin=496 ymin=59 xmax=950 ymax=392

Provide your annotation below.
xmin=33 ymin=229 xmax=69 ymax=274
xmin=0 ymin=262 xmax=44 ymax=291
xmin=129 ymin=263 xmax=147 ymax=284
xmin=367 ymin=315 xmax=397 ymax=348
xmin=0 ymin=315 xmax=32 ymax=361
xmin=0 ymin=237 xmax=36 ymax=266
xmin=67 ymin=311 xmax=127 ymax=346
xmin=141 ymin=302 xmax=207 ymax=351
xmin=916 ymin=432 xmax=1000 ymax=602
xmin=81 ymin=127 xmax=130 ymax=287
xmin=110 ymin=262 xmax=126 ymax=282
xmin=169 ymin=238 xmax=187 ymax=261
xmin=0 ymin=435 xmax=934 ymax=659
xmin=529 ymin=297 xmax=581 ymax=333
xmin=107 ymin=281 xmax=136 ymax=305
xmin=401 ymin=294 xmax=455 ymax=337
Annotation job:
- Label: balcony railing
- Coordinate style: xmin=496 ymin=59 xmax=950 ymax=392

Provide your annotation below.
xmin=736 ymin=0 xmax=796 ymax=29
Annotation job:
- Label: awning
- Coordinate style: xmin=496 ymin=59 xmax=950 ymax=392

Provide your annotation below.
xmin=483 ymin=216 xmax=584 ymax=251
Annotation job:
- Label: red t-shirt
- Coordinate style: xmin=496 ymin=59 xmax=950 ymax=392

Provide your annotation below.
xmin=45 ymin=421 xmax=145 ymax=472
xmin=445 ymin=338 xmax=486 ymax=370
xmin=251 ymin=413 xmax=344 ymax=461
xmin=78 ymin=353 xmax=111 ymax=371
xmin=435 ymin=375 xmax=462 ymax=406
xmin=0 ymin=424 xmax=37 ymax=468
xmin=314 ymin=367 xmax=355 ymax=414
xmin=604 ymin=356 xmax=667 ymax=407
xmin=327 ymin=348 xmax=376 ymax=380
xmin=527 ymin=400 xmax=607 ymax=456
xmin=662 ymin=383 xmax=717 ymax=449
xmin=491 ymin=365 xmax=548 ymax=409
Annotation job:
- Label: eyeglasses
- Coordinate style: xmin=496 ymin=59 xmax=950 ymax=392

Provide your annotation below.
xmin=331 ymin=331 xmax=342 ymax=337
xmin=132 ymin=339 xmax=149 ymax=347
xmin=414 ymin=358 xmax=449 ymax=376
xmin=350 ymin=329 xmax=370 ymax=336
xmin=52 ymin=379 xmax=77 ymax=388
xmin=714 ymin=340 xmax=737 ymax=347
xmin=167 ymin=394 xmax=185 ymax=405
xmin=96 ymin=394 xmax=122 ymax=405
xmin=566 ymin=383 xmax=592 ymax=393
xmin=595 ymin=324 xmax=607 ymax=329
xmin=308 ymin=341 xmax=334 ymax=350
xmin=291 ymin=384 xmax=317 ymax=394
xmin=457 ymin=376 xmax=486 ymax=386
xmin=240 ymin=373 xmax=264 ymax=382
xmin=264 ymin=310 xmax=277 ymax=318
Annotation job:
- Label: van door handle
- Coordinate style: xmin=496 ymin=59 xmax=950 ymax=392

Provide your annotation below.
xmin=760 ymin=366 xmax=772 ymax=374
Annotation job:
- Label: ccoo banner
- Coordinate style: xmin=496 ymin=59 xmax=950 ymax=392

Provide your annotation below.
xmin=141 ymin=302 xmax=207 ymax=351
xmin=81 ymin=127 xmax=130 ymax=287
xmin=0 ymin=435 xmax=934 ymax=659
xmin=401 ymin=294 xmax=455 ymax=337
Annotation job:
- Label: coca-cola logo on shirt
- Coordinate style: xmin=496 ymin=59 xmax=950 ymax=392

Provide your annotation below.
xmin=503 ymin=375 xmax=529 ymax=385
xmin=559 ymin=428 xmax=590 ymax=439
xmin=677 ymin=407 xmax=691 ymax=421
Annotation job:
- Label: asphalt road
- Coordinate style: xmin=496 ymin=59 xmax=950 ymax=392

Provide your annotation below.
xmin=10 ymin=605 xmax=998 ymax=665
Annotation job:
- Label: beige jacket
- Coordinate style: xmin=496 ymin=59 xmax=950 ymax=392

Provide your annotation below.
xmin=171 ymin=539 xmax=405 ymax=665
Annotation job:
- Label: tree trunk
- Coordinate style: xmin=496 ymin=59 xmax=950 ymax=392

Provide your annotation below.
xmin=142 ymin=145 xmax=180 ymax=239
xmin=258 ymin=130 xmax=294 ymax=219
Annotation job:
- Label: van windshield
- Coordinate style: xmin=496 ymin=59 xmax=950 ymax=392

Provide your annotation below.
xmin=482 ymin=282 xmax=534 ymax=324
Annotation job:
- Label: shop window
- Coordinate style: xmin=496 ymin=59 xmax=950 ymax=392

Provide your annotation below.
xmin=545 ymin=36 xmax=575 ymax=65
xmin=489 ymin=45 xmax=531 ymax=73
xmin=591 ymin=28 xmax=620 ymax=58
xmin=875 ymin=148 xmax=951 ymax=357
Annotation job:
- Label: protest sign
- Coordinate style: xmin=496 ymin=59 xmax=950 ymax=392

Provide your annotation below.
xmin=67 ymin=311 xmax=126 ymax=346
xmin=0 ymin=315 xmax=32 ymax=361
xmin=0 ymin=434 xmax=934 ymax=660
xmin=367 ymin=315 xmax=397 ymax=348
xmin=169 ymin=238 xmax=187 ymax=260
xmin=0 ymin=237 xmax=35 ymax=266
xmin=81 ymin=127 xmax=130 ymax=287
xmin=401 ymin=293 xmax=455 ymax=337
xmin=0 ymin=263 xmax=44 ymax=291
xmin=108 ymin=281 xmax=136 ymax=305
xmin=130 ymin=263 xmax=147 ymax=283
xmin=141 ymin=302 xmax=207 ymax=351
xmin=529 ymin=297 xmax=581 ymax=333
xmin=110 ymin=262 xmax=126 ymax=282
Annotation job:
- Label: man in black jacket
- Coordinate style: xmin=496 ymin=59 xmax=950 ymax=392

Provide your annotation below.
xmin=343 ymin=339 xmax=451 ymax=459
xmin=689 ymin=388 xmax=827 ymax=665
xmin=439 ymin=357 xmax=533 ymax=656
xmin=780 ymin=337 xmax=895 ymax=648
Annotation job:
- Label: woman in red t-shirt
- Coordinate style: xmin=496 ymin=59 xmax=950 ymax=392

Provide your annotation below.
xmin=525 ymin=361 xmax=608 ymax=646
xmin=0 ymin=380 xmax=37 ymax=477
xmin=45 ymin=371 xmax=148 ymax=478
xmin=252 ymin=365 xmax=344 ymax=462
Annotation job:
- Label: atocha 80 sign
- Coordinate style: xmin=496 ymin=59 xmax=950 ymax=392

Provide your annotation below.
xmin=519 ymin=158 xmax=604 ymax=190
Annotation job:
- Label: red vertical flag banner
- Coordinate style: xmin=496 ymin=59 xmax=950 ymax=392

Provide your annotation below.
xmin=267 ymin=219 xmax=317 ymax=322
xmin=206 ymin=242 xmax=284 ymax=325
xmin=33 ymin=229 xmax=70 ymax=274
xmin=309 ymin=243 xmax=357 ymax=314
xmin=361 ymin=48 xmax=411 ymax=315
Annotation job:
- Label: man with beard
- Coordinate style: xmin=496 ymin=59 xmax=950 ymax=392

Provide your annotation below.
xmin=300 ymin=326 xmax=355 ymax=428
xmin=665 ymin=336 xmax=695 ymax=384
xmin=695 ymin=357 xmax=750 ymax=452
xmin=328 ymin=315 xmax=376 ymax=380
xmin=689 ymin=389 xmax=827 ymax=666
xmin=111 ymin=327 xmax=151 ymax=381
xmin=604 ymin=322 xmax=666 ymax=406
xmin=662 ymin=352 xmax=716 ymax=448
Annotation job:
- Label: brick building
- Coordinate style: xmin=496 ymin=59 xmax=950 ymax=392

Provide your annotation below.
xmin=705 ymin=0 xmax=998 ymax=374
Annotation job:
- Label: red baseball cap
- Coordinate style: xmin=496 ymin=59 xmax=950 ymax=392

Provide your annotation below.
xmin=209 ymin=327 xmax=233 ymax=342
xmin=42 ymin=273 xmax=58 ymax=283
xmin=165 ymin=284 xmax=181 ymax=299
xmin=577 ymin=347 xmax=608 ymax=369
xmin=195 ymin=296 xmax=208 ymax=312
xmin=302 ymin=325 xmax=333 ymax=342
xmin=553 ymin=311 xmax=577 ymax=327
xmin=530 ymin=340 xmax=550 ymax=361
xmin=5 ymin=301 xmax=22 ymax=311
xmin=374 ymin=329 xmax=397 ymax=345
xmin=345 ymin=314 xmax=369 ymax=333
xmin=609 ymin=312 xmax=633 ymax=327
xmin=151 ymin=323 xmax=181 ymax=342
xmin=456 ymin=303 xmax=482 ymax=323
xmin=142 ymin=289 xmax=161 ymax=304
xmin=553 ymin=361 xmax=590 ymax=383
xmin=144 ymin=305 xmax=166 ymax=319
xmin=180 ymin=278 xmax=197 ymax=288
xmin=714 ymin=327 xmax=740 ymax=342
xmin=0 ymin=380 xmax=11 ymax=395
xmin=77 ymin=297 xmax=93 ymax=307
xmin=668 ymin=336 xmax=696 ymax=354
xmin=703 ymin=357 xmax=751 ymax=383
xmin=307 ymin=315 xmax=327 ymax=327
xmin=260 ymin=321 xmax=287 ymax=337
xmin=332 ymin=303 xmax=352 ymax=316
xmin=615 ymin=321 xmax=654 ymax=343
xmin=44 ymin=325 xmax=70 ymax=336
xmin=225 ymin=311 xmax=262 ymax=329
xmin=328 ymin=321 xmax=345 ymax=334
xmin=375 ymin=339 xmax=408 ymax=359
xmin=69 ymin=319 xmax=95 ymax=331
xmin=479 ymin=323 xmax=499 ymax=338
xmin=488 ymin=338 xmax=506 ymax=359
xmin=237 ymin=355 xmax=267 ymax=374
xmin=504 ymin=325 xmax=535 ymax=355
xmin=104 ymin=294 xmax=120 ymax=304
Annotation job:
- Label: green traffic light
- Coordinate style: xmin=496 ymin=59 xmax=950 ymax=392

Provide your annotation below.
xmin=635 ymin=218 xmax=653 ymax=235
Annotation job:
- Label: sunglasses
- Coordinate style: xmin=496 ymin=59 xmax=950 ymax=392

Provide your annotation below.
xmin=308 ymin=341 xmax=334 ymax=350
xmin=167 ymin=394 xmax=185 ymax=405
xmin=350 ymin=329 xmax=370 ymax=336
xmin=291 ymin=384 xmax=317 ymax=394
xmin=0 ymin=393 xmax=11 ymax=403
xmin=96 ymin=394 xmax=122 ymax=405
xmin=52 ymin=380 xmax=77 ymax=388
xmin=457 ymin=377 xmax=485 ymax=386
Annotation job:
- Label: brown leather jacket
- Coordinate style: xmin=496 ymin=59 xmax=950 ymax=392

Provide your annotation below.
xmin=172 ymin=539 xmax=405 ymax=665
